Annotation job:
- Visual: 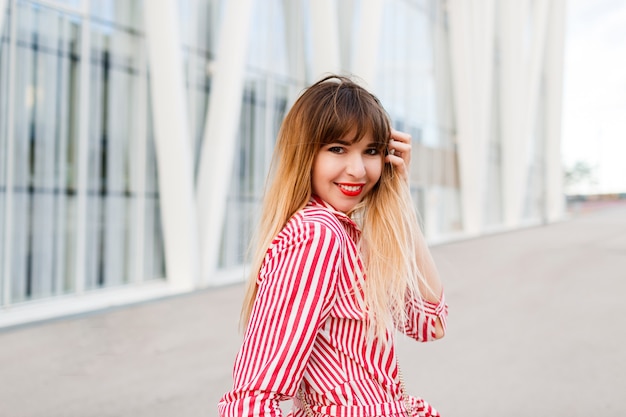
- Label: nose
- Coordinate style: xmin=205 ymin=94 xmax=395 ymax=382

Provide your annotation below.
xmin=345 ymin=153 xmax=366 ymax=178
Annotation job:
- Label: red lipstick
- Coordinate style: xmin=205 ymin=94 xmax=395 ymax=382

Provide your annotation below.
xmin=336 ymin=183 xmax=364 ymax=197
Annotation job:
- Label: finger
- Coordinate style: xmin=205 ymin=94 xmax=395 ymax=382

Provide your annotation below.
xmin=385 ymin=153 xmax=405 ymax=165
xmin=389 ymin=139 xmax=411 ymax=154
xmin=388 ymin=139 xmax=411 ymax=164
xmin=385 ymin=153 xmax=409 ymax=181
xmin=390 ymin=129 xmax=411 ymax=144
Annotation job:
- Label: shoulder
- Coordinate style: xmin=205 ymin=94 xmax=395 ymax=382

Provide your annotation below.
xmin=300 ymin=204 xmax=348 ymax=238
xmin=259 ymin=207 xmax=346 ymax=284
xmin=270 ymin=205 xmax=347 ymax=255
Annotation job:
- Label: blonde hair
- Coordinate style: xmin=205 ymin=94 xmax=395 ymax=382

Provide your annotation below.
xmin=241 ymin=75 xmax=436 ymax=338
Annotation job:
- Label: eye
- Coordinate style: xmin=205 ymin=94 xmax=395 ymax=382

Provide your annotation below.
xmin=328 ymin=146 xmax=344 ymax=154
xmin=365 ymin=148 xmax=379 ymax=156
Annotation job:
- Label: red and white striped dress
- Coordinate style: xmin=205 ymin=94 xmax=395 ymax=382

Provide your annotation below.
xmin=218 ymin=196 xmax=448 ymax=417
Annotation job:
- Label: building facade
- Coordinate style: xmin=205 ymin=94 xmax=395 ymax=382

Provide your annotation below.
xmin=0 ymin=0 xmax=566 ymax=328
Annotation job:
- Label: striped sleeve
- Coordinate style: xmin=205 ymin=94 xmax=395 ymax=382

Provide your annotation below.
xmin=218 ymin=219 xmax=341 ymax=417
xmin=402 ymin=291 xmax=448 ymax=342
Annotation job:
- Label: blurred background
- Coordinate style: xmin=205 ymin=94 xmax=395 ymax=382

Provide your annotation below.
xmin=562 ymin=0 xmax=626 ymax=197
xmin=0 ymin=0 xmax=625 ymax=415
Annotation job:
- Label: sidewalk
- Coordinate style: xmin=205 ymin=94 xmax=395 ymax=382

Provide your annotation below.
xmin=0 ymin=204 xmax=625 ymax=417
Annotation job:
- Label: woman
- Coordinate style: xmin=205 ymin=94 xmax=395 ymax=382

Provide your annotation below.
xmin=218 ymin=75 xmax=448 ymax=417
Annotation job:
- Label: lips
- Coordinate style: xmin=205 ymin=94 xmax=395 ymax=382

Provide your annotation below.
xmin=336 ymin=183 xmax=365 ymax=197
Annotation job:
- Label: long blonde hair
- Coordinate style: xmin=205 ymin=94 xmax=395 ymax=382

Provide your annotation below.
xmin=241 ymin=75 xmax=436 ymax=338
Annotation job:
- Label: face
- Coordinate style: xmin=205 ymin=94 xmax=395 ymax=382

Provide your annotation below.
xmin=311 ymin=130 xmax=384 ymax=213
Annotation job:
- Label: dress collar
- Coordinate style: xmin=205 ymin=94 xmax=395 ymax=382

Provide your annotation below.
xmin=308 ymin=194 xmax=360 ymax=231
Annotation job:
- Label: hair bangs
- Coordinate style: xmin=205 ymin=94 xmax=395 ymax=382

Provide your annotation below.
xmin=313 ymin=80 xmax=390 ymax=151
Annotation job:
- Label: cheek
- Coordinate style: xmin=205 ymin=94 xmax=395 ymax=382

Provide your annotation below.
xmin=311 ymin=154 xmax=328 ymax=190
xmin=367 ymin=158 xmax=383 ymax=182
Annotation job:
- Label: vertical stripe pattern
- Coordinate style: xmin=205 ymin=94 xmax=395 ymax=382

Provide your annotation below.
xmin=219 ymin=196 xmax=448 ymax=417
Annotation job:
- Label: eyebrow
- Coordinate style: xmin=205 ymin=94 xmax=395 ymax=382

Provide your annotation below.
xmin=330 ymin=139 xmax=379 ymax=147
xmin=330 ymin=139 xmax=352 ymax=146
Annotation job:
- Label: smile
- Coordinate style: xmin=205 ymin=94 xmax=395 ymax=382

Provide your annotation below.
xmin=336 ymin=183 xmax=364 ymax=197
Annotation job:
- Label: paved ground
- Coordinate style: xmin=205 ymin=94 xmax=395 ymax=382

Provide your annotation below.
xmin=0 ymin=203 xmax=625 ymax=417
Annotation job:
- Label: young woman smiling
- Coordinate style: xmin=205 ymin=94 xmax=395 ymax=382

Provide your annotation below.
xmin=219 ymin=75 xmax=447 ymax=417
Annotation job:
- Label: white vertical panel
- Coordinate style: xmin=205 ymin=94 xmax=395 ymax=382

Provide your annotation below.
xmin=447 ymin=0 xmax=495 ymax=235
xmin=283 ymin=0 xmax=306 ymax=85
xmin=0 ymin=0 xmax=6 ymax=44
xmin=2 ymin=0 xmax=17 ymax=305
xmin=499 ymin=0 xmax=530 ymax=227
xmin=525 ymin=1 xmax=549 ymax=133
xmin=74 ymin=0 xmax=91 ymax=295
xmin=336 ymin=0 xmax=354 ymax=72
xmin=351 ymin=0 xmax=384 ymax=88
xmin=196 ymin=0 xmax=254 ymax=285
xmin=144 ymin=0 xmax=199 ymax=291
xmin=500 ymin=0 xmax=554 ymax=227
xmin=544 ymin=0 xmax=567 ymax=222
xmin=183 ymin=0 xmax=201 ymax=153
xmin=308 ymin=0 xmax=341 ymax=80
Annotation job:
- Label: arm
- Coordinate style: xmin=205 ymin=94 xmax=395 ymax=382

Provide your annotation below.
xmin=218 ymin=220 xmax=341 ymax=417
xmin=413 ymin=225 xmax=446 ymax=340
xmin=399 ymin=227 xmax=448 ymax=342
xmin=388 ymin=129 xmax=447 ymax=340
xmin=402 ymin=288 xmax=448 ymax=342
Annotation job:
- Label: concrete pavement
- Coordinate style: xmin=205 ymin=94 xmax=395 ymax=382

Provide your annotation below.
xmin=0 ymin=203 xmax=625 ymax=417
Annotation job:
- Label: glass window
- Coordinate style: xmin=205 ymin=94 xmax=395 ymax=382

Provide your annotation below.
xmin=90 ymin=0 xmax=143 ymax=30
xmin=1 ymin=0 xmax=164 ymax=305
xmin=219 ymin=78 xmax=289 ymax=269
xmin=7 ymin=2 xmax=81 ymax=303
xmin=51 ymin=0 xmax=82 ymax=8
xmin=0 ymin=4 xmax=11 ymax=306
xmin=178 ymin=0 xmax=223 ymax=178
xmin=375 ymin=0 xmax=461 ymax=238
xmin=218 ymin=0 xmax=303 ymax=270
xmin=485 ymin=89 xmax=503 ymax=226
xmin=85 ymin=18 xmax=163 ymax=289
